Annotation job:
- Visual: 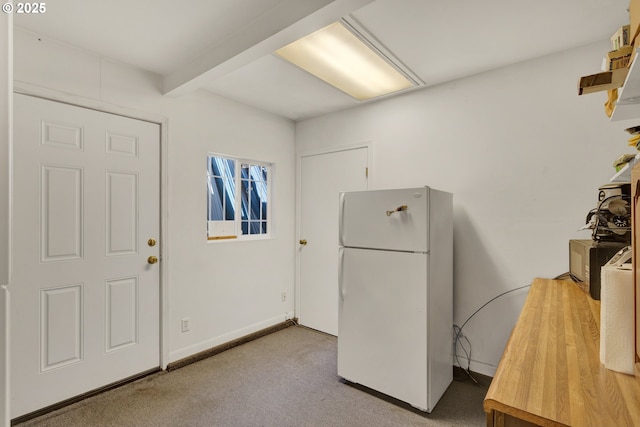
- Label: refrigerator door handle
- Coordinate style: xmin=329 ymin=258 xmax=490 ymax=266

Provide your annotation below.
xmin=338 ymin=247 xmax=345 ymax=300
xmin=338 ymin=192 xmax=345 ymax=247
xmin=386 ymin=204 xmax=408 ymax=216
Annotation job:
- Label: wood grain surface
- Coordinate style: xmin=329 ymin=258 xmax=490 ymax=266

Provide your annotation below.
xmin=484 ymin=278 xmax=640 ymax=427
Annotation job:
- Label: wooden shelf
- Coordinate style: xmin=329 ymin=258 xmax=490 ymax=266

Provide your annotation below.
xmin=612 ymin=48 xmax=640 ymax=121
xmin=484 ymin=278 xmax=640 ymax=427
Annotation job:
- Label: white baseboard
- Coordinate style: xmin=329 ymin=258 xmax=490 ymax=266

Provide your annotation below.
xmin=168 ymin=313 xmax=291 ymax=364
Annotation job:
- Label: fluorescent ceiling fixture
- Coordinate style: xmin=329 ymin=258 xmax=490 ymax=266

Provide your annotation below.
xmin=275 ymin=21 xmax=417 ymax=101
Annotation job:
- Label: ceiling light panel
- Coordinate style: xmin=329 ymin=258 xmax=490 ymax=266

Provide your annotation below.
xmin=275 ymin=21 xmax=416 ymax=101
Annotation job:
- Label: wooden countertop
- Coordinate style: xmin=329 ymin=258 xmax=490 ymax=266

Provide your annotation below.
xmin=484 ymin=278 xmax=640 ymax=426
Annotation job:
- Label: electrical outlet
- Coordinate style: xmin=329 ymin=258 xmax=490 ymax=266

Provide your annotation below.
xmin=181 ymin=318 xmax=190 ymax=333
xmin=281 ymin=292 xmax=287 ymax=302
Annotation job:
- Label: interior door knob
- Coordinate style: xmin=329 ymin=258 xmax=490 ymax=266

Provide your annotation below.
xmin=147 ymin=256 xmax=158 ymax=264
xmin=299 ymin=239 xmax=307 ymax=246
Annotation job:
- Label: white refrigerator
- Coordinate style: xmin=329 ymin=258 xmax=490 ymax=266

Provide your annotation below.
xmin=337 ymin=186 xmax=453 ymax=413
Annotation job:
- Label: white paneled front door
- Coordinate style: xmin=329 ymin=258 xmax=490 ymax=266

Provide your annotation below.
xmin=11 ymin=94 xmax=160 ymax=418
xmin=298 ymin=147 xmax=368 ymax=335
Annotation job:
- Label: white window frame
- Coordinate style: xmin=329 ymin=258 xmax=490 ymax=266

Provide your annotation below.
xmin=207 ymin=153 xmax=272 ymax=241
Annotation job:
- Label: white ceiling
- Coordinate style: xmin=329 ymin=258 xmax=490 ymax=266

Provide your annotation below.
xmin=14 ymin=0 xmax=630 ymax=121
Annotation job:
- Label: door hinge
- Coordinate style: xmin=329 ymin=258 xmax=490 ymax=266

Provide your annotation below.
xmin=365 ymin=167 xmax=368 ymax=178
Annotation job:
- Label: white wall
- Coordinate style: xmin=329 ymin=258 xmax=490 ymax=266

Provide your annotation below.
xmin=296 ymin=41 xmax=638 ymax=376
xmin=12 ymin=28 xmax=296 ymax=366
xmin=1 ymin=8 xmax=11 ymax=427
xmin=11 ymin=21 xmax=636 ymax=385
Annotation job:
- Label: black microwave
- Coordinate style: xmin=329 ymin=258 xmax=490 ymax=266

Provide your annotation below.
xmin=569 ymin=239 xmax=627 ymax=300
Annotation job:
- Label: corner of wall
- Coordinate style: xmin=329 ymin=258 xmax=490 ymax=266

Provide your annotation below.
xmin=1 ymin=7 xmax=11 ymax=427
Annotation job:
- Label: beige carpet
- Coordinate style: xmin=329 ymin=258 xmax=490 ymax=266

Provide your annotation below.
xmin=16 ymin=326 xmax=489 ymax=426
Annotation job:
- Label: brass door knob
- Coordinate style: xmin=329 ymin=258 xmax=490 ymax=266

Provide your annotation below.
xmin=148 ymin=238 xmax=157 ymax=247
xmin=299 ymin=239 xmax=307 ymax=246
xmin=147 ymin=256 xmax=158 ymax=264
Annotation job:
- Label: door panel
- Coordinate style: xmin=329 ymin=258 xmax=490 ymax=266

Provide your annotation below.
xmin=41 ymin=285 xmax=83 ymax=371
xmin=106 ymin=171 xmax=138 ymax=255
xmin=11 ymin=94 xmax=160 ymax=418
xmin=41 ymin=165 xmax=84 ymax=261
xmin=105 ymin=277 xmax=139 ymax=352
xmin=299 ymin=147 xmax=368 ymax=335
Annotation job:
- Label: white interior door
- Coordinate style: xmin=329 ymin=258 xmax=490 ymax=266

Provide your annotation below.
xmin=298 ymin=147 xmax=368 ymax=335
xmin=11 ymin=94 xmax=160 ymax=418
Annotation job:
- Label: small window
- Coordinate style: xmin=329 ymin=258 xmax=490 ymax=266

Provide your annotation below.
xmin=207 ymin=154 xmax=271 ymax=240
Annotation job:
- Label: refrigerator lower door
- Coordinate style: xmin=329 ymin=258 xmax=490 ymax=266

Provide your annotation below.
xmin=338 ymin=247 xmax=429 ymax=411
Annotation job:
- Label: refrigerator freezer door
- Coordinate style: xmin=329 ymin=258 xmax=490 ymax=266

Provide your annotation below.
xmin=339 ymin=188 xmax=428 ymax=252
xmin=338 ymin=247 xmax=429 ymax=411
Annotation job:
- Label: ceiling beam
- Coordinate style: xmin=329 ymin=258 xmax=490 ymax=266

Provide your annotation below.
xmin=163 ymin=0 xmax=375 ymax=96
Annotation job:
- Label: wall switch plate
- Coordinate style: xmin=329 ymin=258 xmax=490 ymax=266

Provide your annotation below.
xmin=281 ymin=292 xmax=287 ymax=302
xmin=181 ymin=318 xmax=190 ymax=332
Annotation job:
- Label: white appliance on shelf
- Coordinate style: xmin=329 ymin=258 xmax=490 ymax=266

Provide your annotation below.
xmin=337 ymin=186 xmax=453 ymax=413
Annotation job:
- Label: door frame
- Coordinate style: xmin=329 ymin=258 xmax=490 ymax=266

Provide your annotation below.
xmin=295 ymin=142 xmax=373 ymax=323
xmin=9 ymin=83 xmax=170 ymax=385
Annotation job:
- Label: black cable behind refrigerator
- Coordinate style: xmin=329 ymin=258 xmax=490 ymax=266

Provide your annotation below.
xmin=453 ymin=272 xmax=571 ymax=383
